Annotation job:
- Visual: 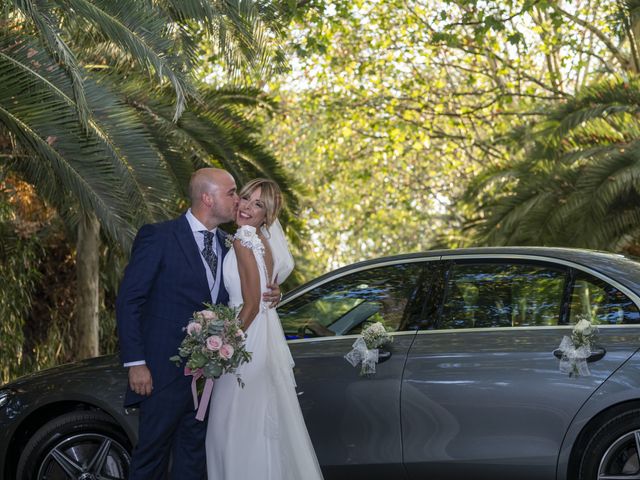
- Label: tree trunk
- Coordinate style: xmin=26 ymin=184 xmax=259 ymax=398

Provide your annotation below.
xmin=630 ymin=6 xmax=640 ymax=73
xmin=75 ymin=211 xmax=100 ymax=359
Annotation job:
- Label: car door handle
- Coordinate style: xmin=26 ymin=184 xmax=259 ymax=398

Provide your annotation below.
xmin=378 ymin=349 xmax=392 ymax=363
xmin=553 ymin=346 xmax=606 ymax=362
xmin=587 ymin=347 xmax=606 ymax=362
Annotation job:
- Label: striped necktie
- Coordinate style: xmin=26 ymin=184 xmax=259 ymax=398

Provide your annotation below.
xmin=201 ymin=230 xmax=217 ymax=282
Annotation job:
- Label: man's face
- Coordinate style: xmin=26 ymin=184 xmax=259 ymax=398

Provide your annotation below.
xmin=210 ymin=173 xmax=238 ymax=223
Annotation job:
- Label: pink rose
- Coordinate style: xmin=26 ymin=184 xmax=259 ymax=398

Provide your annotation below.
xmin=186 ymin=322 xmax=202 ymax=335
xmin=219 ymin=344 xmax=234 ymax=360
xmin=200 ymin=310 xmax=218 ymax=321
xmin=206 ymin=335 xmax=222 ymax=351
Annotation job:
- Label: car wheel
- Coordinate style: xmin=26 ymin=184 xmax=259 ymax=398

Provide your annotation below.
xmin=16 ymin=411 xmax=131 ymax=480
xmin=579 ymin=408 xmax=640 ymax=479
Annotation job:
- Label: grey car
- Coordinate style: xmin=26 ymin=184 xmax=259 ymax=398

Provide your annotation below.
xmin=2 ymin=247 xmax=640 ymax=480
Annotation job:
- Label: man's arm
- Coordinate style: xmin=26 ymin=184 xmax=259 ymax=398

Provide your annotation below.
xmin=263 ymin=281 xmax=282 ymax=308
xmin=116 ymin=224 xmax=163 ymax=395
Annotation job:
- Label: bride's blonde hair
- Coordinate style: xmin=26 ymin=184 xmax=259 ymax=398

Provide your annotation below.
xmin=239 ymin=178 xmax=282 ymax=227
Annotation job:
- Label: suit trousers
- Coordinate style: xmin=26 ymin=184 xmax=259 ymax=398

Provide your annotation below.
xmin=128 ymin=375 xmax=207 ymax=480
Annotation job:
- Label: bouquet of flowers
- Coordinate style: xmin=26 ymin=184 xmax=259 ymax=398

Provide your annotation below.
xmin=362 ymin=322 xmax=392 ymax=349
xmin=170 ymin=303 xmax=251 ymax=420
xmin=345 ymin=321 xmax=393 ymax=376
xmin=557 ymin=315 xmax=597 ymax=377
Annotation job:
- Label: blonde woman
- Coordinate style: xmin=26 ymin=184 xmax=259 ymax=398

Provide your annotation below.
xmin=206 ymin=179 xmax=323 ymax=480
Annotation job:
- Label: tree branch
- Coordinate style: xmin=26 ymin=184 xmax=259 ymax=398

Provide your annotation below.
xmin=553 ymin=5 xmax=632 ymax=71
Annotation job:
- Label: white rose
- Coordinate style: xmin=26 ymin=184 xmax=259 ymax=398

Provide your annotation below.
xmin=574 ymin=319 xmax=593 ymax=335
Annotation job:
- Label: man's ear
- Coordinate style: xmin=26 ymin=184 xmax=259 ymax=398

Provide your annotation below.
xmin=202 ymin=192 xmax=214 ymax=208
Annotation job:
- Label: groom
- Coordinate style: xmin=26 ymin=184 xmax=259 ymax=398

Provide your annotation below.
xmin=116 ymin=168 xmax=280 ymax=479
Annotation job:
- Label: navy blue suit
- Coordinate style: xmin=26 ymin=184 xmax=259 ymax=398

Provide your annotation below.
xmin=116 ymin=214 xmax=229 ymax=479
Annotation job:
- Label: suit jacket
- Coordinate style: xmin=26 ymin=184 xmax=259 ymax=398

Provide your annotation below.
xmin=116 ymin=214 xmax=230 ymax=407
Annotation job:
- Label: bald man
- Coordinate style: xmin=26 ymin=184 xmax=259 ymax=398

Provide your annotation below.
xmin=116 ymin=168 xmax=280 ymax=479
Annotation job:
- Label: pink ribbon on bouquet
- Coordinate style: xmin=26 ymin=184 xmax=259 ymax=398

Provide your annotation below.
xmin=184 ymin=367 xmax=215 ymax=421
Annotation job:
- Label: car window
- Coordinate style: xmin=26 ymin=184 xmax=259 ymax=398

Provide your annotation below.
xmin=439 ymin=262 xmax=567 ymax=329
xmin=278 ymin=263 xmax=425 ymax=338
xmin=569 ymin=273 xmax=640 ymax=325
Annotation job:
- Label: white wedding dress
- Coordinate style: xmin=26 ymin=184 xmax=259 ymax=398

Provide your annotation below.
xmin=205 ymin=223 xmax=324 ymax=480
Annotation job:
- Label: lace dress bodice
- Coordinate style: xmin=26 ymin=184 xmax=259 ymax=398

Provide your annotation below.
xmin=223 ymin=226 xmax=268 ymax=309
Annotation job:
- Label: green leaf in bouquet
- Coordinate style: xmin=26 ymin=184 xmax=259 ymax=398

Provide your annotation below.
xmin=204 ymin=362 xmax=223 ymax=379
xmin=169 ymin=355 xmax=182 ymax=366
xmin=190 ymin=351 xmax=208 ymax=368
xmin=207 ymin=321 xmax=225 ymax=334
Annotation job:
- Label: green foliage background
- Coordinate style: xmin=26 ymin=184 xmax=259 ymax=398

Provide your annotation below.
xmin=255 ymin=0 xmax=640 ymax=278
xmin=6 ymin=0 xmax=640 ymax=382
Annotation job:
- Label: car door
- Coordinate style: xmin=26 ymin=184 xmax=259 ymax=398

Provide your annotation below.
xmin=401 ymin=257 xmax=640 ymax=480
xmin=279 ymin=259 xmax=436 ymax=480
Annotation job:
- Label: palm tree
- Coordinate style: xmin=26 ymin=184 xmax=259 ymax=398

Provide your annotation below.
xmin=1 ymin=0 xmax=295 ymax=361
xmin=466 ymin=77 xmax=640 ymax=252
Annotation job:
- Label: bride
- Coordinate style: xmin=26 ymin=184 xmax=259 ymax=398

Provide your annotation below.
xmin=206 ymin=178 xmax=324 ymax=480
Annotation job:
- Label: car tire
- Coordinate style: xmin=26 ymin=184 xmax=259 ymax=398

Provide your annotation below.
xmin=16 ymin=410 xmax=131 ymax=480
xmin=578 ymin=407 xmax=640 ymax=479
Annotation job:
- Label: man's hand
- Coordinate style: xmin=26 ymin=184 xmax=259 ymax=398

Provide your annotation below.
xmin=263 ymin=281 xmax=282 ymax=308
xmin=129 ymin=364 xmax=153 ymax=396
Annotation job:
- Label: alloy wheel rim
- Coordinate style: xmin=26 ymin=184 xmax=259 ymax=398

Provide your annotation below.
xmin=598 ymin=430 xmax=640 ymax=479
xmin=36 ymin=433 xmax=129 ymax=480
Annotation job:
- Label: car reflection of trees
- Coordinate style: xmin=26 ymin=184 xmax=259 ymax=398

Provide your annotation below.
xmin=281 ymin=263 xmax=422 ymax=338
xmin=442 ymin=264 xmax=566 ymax=329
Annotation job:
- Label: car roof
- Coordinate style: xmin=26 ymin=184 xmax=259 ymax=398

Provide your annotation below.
xmin=286 ymin=247 xmax=640 ymax=298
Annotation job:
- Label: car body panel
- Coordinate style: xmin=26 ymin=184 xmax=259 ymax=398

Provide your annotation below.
xmin=0 ymin=356 xmax=138 ymax=477
xmin=289 ymin=332 xmax=416 ymax=480
xmin=556 ymin=342 xmax=640 ymax=480
xmin=402 ymin=326 xmax=640 ymax=480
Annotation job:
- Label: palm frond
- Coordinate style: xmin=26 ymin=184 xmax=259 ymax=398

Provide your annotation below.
xmin=468 ymin=76 xmax=640 ymax=251
xmin=0 ymin=33 xmax=178 ymax=248
xmin=62 ymin=0 xmax=195 ymax=121
xmin=160 ymin=0 xmax=287 ymax=79
xmin=13 ymin=0 xmax=91 ymax=125
xmin=122 ymin=79 xmax=299 ymax=220
xmin=589 ymin=209 xmax=640 ymax=249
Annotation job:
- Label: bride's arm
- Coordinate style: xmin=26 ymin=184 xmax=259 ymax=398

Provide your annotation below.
xmin=234 ymin=239 xmax=261 ymax=330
